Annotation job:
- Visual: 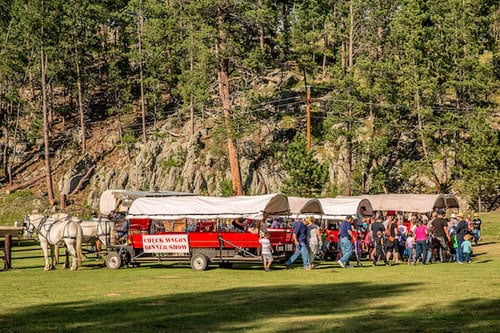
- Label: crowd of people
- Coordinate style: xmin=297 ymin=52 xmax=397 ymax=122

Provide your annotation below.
xmin=266 ymin=208 xmax=482 ymax=271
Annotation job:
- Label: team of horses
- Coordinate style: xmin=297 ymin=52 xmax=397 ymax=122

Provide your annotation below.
xmin=23 ymin=213 xmax=114 ymax=271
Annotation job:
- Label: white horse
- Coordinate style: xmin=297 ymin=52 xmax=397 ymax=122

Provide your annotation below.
xmin=24 ymin=213 xmax=83 ymax=271
xmin=51 ymin=216 xmax=115 ymax=264
xmin=53 ymin=216 xmax=99 ymax=261
xmin=96 ymin=217 xmax=115 ymax=246
xmin=72 ymin=217 xmax=114 ymax=256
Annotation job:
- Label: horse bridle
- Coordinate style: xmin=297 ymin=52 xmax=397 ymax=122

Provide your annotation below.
xmin=24 ymin=216 xmax=46 ymax=239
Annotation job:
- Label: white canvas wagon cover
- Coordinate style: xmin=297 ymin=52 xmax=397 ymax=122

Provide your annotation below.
xmin=363 ymin=194 xmax=459 ymax=213
xmin=99 ymin=189 xmax=195 ymax=216
xmin=126 ymin=193 xmax=289 ymax=220
xmin=287 ymin=197 xmax=323 ymax=216
xmin=319 ymin=197 xmax=373 ymax=219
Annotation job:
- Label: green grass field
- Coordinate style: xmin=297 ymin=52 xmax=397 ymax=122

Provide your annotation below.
xmin=1 ymin=213 xmax=499 ymax=332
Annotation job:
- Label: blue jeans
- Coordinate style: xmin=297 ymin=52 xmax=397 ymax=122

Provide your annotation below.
xmin=472 ymin=230 xmax=480 ymax=244
xmin=339 ymin=237 xmax=353 ymax=266
xmin=286 ymin=242 xmax=310 ymax=268
xmin=414 ymin=240 xmax=427 ymax=265
xmin=456 ymin=239 xmax=464 ymax=262
xmin=463 ymin=252 xmax=471 ymax=263
xmin=426 ymin=246 xmax=433 ymax=263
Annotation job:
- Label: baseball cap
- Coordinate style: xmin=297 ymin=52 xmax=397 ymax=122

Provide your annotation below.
xmin=437 ymin=208 xmax=446 ymax=215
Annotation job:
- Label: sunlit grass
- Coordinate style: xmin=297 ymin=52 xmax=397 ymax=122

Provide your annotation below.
xmin=0 ymin=212 xmax=498 ymax=332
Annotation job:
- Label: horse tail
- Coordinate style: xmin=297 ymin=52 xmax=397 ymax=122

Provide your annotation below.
xmin=76 ymin=222 xmax=83 ymax=268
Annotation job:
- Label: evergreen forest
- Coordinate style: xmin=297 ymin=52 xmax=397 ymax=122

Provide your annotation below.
xmin=0 ymin=0 xmax=498 ymax=211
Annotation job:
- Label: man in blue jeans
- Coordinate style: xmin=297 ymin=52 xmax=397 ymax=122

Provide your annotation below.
xmin=285 ymin=218 xmax=310 ymax=270
xmin=338 ymin=215 xmax=354 ymax=268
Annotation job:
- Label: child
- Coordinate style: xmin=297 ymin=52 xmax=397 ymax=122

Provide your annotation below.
xmin=363 ymin=230 xmax=373 ymax=260
xmin=373 ymin=231 xmax=389 ymax=266
xmin=461 ymin=234 xmax=473 ymax=263
xmin=405 ymin=231 xmax=415 ymax=265
xmin=451 ymin=233 xmax=458 ymax=262
xmin=259 ymin=232 xmax=273 ymax=272
xmin=355 ymin=235 xmax=363 ymax=267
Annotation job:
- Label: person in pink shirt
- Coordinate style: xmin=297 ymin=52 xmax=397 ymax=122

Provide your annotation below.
xmin=363 ymin=229 xmax=373 ymax=261
xmin=413 ymin=219 xmax=428 ymax=265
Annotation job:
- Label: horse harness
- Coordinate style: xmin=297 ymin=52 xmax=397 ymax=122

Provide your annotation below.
xmin=29 ymin=215 xmax=79 ymax=244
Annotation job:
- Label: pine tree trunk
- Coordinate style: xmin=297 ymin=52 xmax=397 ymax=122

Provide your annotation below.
xmin=258 ymin=0 xmax=264 ymax=50
xmin=189 ymin=41 xmax=194 ymax=137
xmin=217 ymin=10 xmax=243 ymax=196
xmin=281 ymin=1 xmax=290 ymax=61
xmin=322 ymin=35 xmax=328 ymax=81
xmin=362 ymin=102 xmax=375 ymax=193
xmin=75 ymin=44 xmax=86 ymax=154
xmin=348 ymin=0 xmax=354 ymax=69
xmin=41 ymin=47 xmax=55 ymax=206
xmin=48 ymin=82 xmax=53 ymax=126
xmin=190 ymin=96 xmax=194 ymax=137
xmin=8 ymin=103 xmax=20 ymax=186
xmin=344 ymin=1 xmax=355 ymax=196
xmin=344 ymin=104 xmax=353 ymax=196
xmin=341 ymin=41 xmax=346 ymax=72
xmin=138 ymin=0 xmax=147 ymax=144
xmin=439 ymin=129 xmax=448 ymax=189
xmin=2 ymin=105 xmax=8 ymax=179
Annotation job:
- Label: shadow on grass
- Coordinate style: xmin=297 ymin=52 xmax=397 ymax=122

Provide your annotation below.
xmin=474 ymin=259 xmax=493 ymax=264
xmin=474 ymin=242 xmax=496 ymax=247
xmin=1 ymin=281 xmax=499 ymax=332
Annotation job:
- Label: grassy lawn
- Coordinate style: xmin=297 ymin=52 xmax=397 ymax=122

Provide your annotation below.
xmin=1 ymin=212 xmax=499 ymax=332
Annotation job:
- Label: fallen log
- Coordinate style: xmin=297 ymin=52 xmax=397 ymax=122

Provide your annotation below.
xmin=69 ymin=164 xmax=96 ymax=196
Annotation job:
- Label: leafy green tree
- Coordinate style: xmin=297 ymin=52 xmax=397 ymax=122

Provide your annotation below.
xmin=281 ymin=134 xmax=329 ymax=197
xmin=455 ymin=110 xmax=499 ymax=211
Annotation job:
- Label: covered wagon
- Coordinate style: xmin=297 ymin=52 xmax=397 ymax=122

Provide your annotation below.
xmin=105 ymin=193 xmax=293 ymax=270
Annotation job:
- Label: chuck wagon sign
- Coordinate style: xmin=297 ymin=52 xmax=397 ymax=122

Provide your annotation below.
xmin=142 ymin=234 xmax=189 ymax=254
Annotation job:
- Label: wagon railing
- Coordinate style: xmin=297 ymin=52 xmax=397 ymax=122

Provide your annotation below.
xmin=217 ymin=235 xmax=259 ymax=258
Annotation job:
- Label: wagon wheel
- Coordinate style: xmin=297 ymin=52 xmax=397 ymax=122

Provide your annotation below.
xmin=105 ymin=252 xmax=122 ymax=270
xmin=191 ymin=254 xmax=209 ymax=271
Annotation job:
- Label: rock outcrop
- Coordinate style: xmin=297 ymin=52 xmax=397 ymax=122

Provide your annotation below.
xmin=85 ymin=120 xmax=286 ymax=208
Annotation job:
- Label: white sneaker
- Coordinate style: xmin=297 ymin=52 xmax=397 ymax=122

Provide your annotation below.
xmin=337 ymin=260 xmax=345 ymax=268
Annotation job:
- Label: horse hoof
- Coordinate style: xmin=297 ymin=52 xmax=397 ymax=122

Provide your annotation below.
xmin=44 ymin=267 xmax=51 ymax=271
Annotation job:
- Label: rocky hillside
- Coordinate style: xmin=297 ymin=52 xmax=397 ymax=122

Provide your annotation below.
xmin=1 ymin=113 xmax=298 ymax=218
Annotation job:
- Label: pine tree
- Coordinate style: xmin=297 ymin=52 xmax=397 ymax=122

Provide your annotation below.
xmin=282 ymin=134 xmax=329 ymax=197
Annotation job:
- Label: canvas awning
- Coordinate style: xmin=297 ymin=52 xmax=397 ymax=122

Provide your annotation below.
xmin=287 ymin=197 xmax=323 ymax=217
xmin=126 ymin=193 xmax=289 ymax=220
xmin=318 ymin=197 xmax=373 ymax=220
xmin=363 ymin=194 xmax=459 ymax=213
xmin=99 ymin=189 xmax=195 ymax=216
